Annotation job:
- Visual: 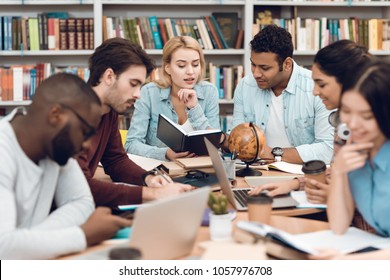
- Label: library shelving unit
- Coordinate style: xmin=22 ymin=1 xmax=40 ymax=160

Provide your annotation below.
xmin=0 ymin=0 xmax=252 ymax=115
xmin=254 ymin=0 xmax=390 ymax=65
xmin=0 ymin=0 xmax=95 ymax=114
xmin=3 ymin=0 xmax=390 ymax=116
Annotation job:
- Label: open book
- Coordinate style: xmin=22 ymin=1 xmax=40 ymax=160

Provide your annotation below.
xmin=237 ymin=221 xmax=390 ymax=259
xmin=157 ymin=114 xmax=222 ymax=156
xmin=267 ymin=161 xmax=304 ymax=175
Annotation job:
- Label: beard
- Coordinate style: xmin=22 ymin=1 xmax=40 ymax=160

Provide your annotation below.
xmin=51 ymin=123 xmax=76 ymax=166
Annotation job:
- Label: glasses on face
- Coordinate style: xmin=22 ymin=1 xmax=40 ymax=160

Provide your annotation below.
xmin=59 ymin=102 xmax=97 ymax=140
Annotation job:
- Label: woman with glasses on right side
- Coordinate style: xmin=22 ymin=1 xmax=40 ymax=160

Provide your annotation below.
xmin=311 ymin=60 xmax=390 ymax=260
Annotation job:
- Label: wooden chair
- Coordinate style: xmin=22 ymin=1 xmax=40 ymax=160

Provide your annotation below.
xmin=119 ymin=129 xmax=128 ymax=147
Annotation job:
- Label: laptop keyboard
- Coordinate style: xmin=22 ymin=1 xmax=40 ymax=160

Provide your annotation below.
xmin=233 ymin=189 xmax=250 ymax=207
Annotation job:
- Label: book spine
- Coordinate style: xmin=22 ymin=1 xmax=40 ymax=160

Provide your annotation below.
xmin=210 ymin=15 xmax=229 ymax=49
xmin=149 ymin=16 xmax=163 ymax=49
xmin=89 ymin=18 xmax=94 ymax=49
xmin=47 ymin=18 xmax=55 ymax=50
xmin=202 ymin=17 xmax=218 ymax=49
xmin=67 ymin=18 xmax=76 ymax=50
xmin=192 ymin=23 xmax=205 ymax=49
xmin=204 ymin=16 xmax=222 ymax=49
xmin=42 ymin=13 xmax=48 ymax=50
xmin=59 ymin=18 xmax=67 ymax=50
xmin=76 ymin=18 xmax=84 ymax=50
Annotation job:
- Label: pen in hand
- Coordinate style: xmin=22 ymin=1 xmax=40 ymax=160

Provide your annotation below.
xmin=153 ymin=167 xmax=173 ymax=183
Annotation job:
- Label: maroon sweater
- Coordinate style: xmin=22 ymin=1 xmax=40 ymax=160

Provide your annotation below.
xmin=77 ymin=110 xmax=145 ymax=207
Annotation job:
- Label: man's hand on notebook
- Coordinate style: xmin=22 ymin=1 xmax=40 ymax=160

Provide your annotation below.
xmin=144 ymin=170 xmax=173 ymax=187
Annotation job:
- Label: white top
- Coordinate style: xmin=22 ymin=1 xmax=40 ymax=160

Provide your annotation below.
xmin=265 ymin=92 xmax=291 ymax=147
xmin=180 ymin=119 xmax=194 ymax=133
xmin=0 ymin=109 xmax=95 ymax=259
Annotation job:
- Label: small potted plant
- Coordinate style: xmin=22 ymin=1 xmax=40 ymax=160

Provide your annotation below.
xmin=208 ymin=192 xmax=233 ymax=241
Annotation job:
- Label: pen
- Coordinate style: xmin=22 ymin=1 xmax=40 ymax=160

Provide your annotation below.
xmin=231 ymin=150 xmax=239 ymax=160
xmin=153 ymin=167 xmax=173 ymax=183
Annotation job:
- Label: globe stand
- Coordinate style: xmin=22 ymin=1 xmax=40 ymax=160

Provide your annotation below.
xmin=235 ymin=122 xmax=262 ymax=177
xmin=235 ymin=161 xmax=262 ymax=177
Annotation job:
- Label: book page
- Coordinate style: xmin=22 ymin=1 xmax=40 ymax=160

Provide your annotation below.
xmin=236 ymin=221 xmax=318 ymax=255
xmin=290 ymin=191 xmax=327 ymax=209
xmin=187 ymin=129 xmax=221 ymax=136
xmin=127 ymin=153 xmax=164 ymax=171
xmin=160 ymin=113 xmax=187 ymax=135
xmin=268 ymin=161 xmax=304 ymax=175
xmin=175 ymin=157 xmax=213 ymax=169
xmin=294 ymin=227 xmax=390 ymax=254
xmin=245 ymin=175 xmax=298 ymax=187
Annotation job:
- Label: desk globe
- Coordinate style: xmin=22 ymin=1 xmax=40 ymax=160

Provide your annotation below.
xmin=228 ymin=122 xmax=266 ymax=177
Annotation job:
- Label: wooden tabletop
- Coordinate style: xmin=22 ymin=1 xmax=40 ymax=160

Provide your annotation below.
xmin=94 ymin=166 xmax=324 ymax=217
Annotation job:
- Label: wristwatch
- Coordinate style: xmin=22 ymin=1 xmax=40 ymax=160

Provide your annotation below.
xmin=271 ymin=147 xmax=284 ymax=162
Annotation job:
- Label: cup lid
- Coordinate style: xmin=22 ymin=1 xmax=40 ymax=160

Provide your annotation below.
xmin=246 ymin=193 xmax=273 ymax=204
xmin=109 ymin=247 xmax=142 ymax=260
xmin=302 ymin=160 xmax=326 ymax=174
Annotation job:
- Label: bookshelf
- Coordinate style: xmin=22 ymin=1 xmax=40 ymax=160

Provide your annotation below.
xmin=0 ymin=0 xmax=250 ymax=116
xmin=2 ymin=0 xmax=390 ymax=123
xmin=253 ymin=0 xmax=390 ymax=66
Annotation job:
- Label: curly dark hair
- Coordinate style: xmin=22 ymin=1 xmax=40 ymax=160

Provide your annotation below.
xmin=250 ymin=25 xmax=293 ymax=70
xmin=88 ymin=38 xmax=155 ymax=87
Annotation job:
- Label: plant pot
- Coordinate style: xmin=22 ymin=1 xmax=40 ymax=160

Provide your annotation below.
xmin=209 ymin=212 xmax=233 ymax=241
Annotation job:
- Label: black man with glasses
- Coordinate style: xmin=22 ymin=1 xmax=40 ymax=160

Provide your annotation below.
xmin=0 ymin=73 xmax=131 ymax=259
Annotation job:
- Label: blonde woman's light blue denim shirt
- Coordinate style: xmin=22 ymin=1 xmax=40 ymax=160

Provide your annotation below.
xmin=125 ymin=81 xmax=220 ymax=161
xmin=233 ymin=61 xmax=334 ymax=164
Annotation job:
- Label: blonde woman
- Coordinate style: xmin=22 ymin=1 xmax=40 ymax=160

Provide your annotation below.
xmin=125 ymin=36 xmax=220 ymax=161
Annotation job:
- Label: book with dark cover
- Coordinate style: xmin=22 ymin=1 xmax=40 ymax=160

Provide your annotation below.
xmin=156 ymin=114 xmax=222 ymax=156
xmin=211 ymin=12 xmax=238 ymax=48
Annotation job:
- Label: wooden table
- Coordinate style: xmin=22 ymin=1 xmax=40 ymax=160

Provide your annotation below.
xmin=60 ymin=214 xmax=329 ymax=260
xmin=64 ymin=166 xmax=326 ymax=259
xmin=94 ymin=167 xmax=324 ymax=217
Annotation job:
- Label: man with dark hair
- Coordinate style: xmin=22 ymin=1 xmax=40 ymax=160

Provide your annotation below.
xmin=0 ymin=73 xmax=131 ymax=259
xmin=232 ymin=25 xmax=333 ymax=164
xmin=76 ymin=38 xmax=192 ymax=209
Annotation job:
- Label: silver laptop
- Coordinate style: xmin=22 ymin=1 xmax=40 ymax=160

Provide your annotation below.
xmin=75 ymin=187 xmax=210 ymax=260
xmin=204 ymin=138 xmax=298 ymax=211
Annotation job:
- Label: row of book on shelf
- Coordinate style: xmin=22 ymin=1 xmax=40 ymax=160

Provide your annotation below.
xmin=208 ymin=62 xmax=243 ymax=101
xmin=103 ymin=13 xmax=243 ymax=50
xmin=253 ymin=15 xmax=390 ymax=51
xmin=0 ymin=13 xmax=94 ymax=51
xmin=0 ymin=64 xmax=90 ymax=102
xmin=0 ymin=62 xmax=243 ymax=102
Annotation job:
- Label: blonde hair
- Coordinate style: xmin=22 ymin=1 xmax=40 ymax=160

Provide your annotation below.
xmin=155 ymin=36 xmax=205 ymax=88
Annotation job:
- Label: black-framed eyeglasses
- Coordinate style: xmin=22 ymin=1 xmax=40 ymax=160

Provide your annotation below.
xmin=185 ymin=170 xmax=209 ymax=180
xmin=59 ymin=102 xmax=97 ymax=140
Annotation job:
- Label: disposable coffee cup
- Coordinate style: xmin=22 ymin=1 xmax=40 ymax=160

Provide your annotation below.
xmin=109 ymin=247 xmax=142 ymax=260
xmin=246 ymin=193 xmax=273 ymax=224
xmin=302 ymin=160 xmax=327 ymax=189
